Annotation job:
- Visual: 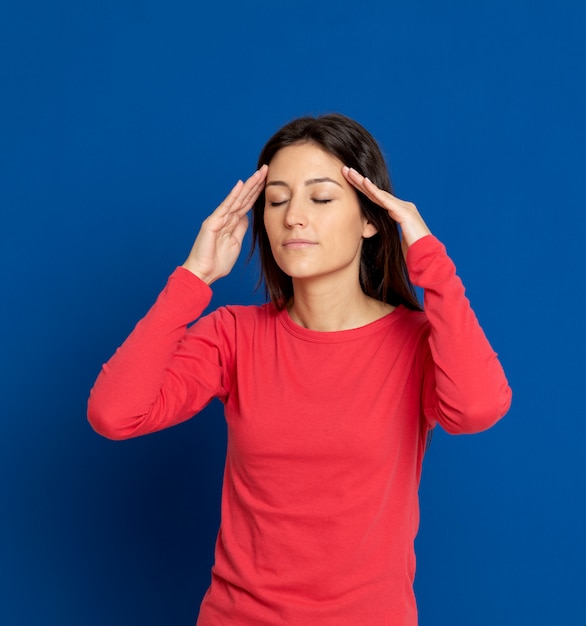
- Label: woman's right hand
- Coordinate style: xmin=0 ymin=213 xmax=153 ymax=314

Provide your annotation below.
xmin=182 ymin=165 xmax=268 ymax=285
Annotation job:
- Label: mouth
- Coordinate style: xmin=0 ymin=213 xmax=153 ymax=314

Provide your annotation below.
xmin=282 ymin=239 xmax=317 ymax=249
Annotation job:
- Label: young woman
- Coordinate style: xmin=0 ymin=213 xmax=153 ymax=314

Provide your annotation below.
xmin=88 ymin=113 xmax=512 ymax=625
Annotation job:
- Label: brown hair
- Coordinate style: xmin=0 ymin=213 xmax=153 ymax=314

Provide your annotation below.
xmin=251 ymin=113 xmax=421 ymax=311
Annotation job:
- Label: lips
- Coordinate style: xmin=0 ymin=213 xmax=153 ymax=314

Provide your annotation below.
xmin=282 ymin=239 xmax=317 ymax=249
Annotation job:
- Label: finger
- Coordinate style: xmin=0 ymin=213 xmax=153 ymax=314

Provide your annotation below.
xmin=362 ymin=176 xmax=395 ymax=207
xmin=342 ymin=165 xmax=378 ymax=198
xmin=231 ymin=213 xmax=249 ymax=244
xmin=215 ymin=168 xmax=267 ymax=235
xmin=342 ymin=166 xmax=403 ymax=213
xmin=233 ymin=165 xmax=268 ymax=216
xmin=213 ymin=179 xmax=245 ymax=218
xmin=237 ymin=164 xmax=267 ymax=200
xmin=210 ymin=166 xmax=266 ymax=226
xmin=222 ymin=166 xmax=266 ymax=218
xmin=342 ymin=166 xmax=431 ymax=245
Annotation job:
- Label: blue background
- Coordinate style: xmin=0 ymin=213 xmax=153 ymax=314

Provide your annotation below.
xmin=1 ymin=1 xmax=584 ymax=624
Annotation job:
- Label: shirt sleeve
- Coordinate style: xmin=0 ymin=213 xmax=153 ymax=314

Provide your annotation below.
xmin=407 ymin=235 xmax=512 ymax=434
xmin=87 ymin=267 xmax=233 ymax=440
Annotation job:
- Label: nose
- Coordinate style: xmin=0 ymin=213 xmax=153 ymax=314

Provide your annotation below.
xmin=284 ymin=196 xmax=307 ymax=228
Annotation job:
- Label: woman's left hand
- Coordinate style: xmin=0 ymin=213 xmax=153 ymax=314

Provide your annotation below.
xmin=342 ymin=166 xmax=431 ymax=255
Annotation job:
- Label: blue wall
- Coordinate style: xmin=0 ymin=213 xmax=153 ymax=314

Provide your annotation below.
xmin=1 ymin=1 xmax=584 ymax=624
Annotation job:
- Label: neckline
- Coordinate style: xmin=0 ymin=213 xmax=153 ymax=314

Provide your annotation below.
xmin=276 ymin=304 xmax=408 ymax=344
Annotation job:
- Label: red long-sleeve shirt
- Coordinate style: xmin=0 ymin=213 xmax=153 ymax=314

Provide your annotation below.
xmin=88 ymin=235 xmax=511 ymax=625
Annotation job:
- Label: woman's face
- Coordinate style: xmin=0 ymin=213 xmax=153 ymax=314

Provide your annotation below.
xmin=263 ymin=143 xmax=377 ymax=285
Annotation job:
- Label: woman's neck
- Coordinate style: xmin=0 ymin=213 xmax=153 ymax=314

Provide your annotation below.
xmin=287 ymin=279 xmax=394 ymax=332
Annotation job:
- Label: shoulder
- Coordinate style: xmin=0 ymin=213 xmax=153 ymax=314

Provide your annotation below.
xmin=386 ymin=307 xmax=431 ymax=362
xmin=191 ymin=302 xmax=278 ymax=337
xmin=395 ymin=305 xmax=429 ymax=333
xmin=182 ymin=303 xmax=277 ymax=366
xmin=224 ymin=301 xmax=275 ymax=316
xmin=223 ymin=302 xmax=277 ymax=325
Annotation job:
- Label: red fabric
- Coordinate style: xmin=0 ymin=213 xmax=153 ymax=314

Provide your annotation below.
xmin=88 ymin=235 xmax=511 ymax=625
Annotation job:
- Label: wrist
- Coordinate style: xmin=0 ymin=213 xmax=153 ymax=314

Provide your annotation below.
xmin=402 ymin=223 xmax=432 ymax=249
xmin=181 ymin=261 xmax=216 ymax=285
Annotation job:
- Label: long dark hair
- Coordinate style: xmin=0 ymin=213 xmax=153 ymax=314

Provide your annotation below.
xmin=251 ymin=113 xmax=421 ymax=312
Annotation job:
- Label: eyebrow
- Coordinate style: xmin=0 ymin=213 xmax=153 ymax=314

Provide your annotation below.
xmin=265 ymin=177 xmax=343 ymax=188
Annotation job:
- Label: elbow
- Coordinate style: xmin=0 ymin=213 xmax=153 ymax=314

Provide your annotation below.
xmin=440 ymin=385 xmax=512 ymax=435
xmin=87 ymin=398 xmax=133 ymax=441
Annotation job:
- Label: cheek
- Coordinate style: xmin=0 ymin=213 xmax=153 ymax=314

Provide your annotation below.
xmin=332 ymin=213 xmax=370 ymax=243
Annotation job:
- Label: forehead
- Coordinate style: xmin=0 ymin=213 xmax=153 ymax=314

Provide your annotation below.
xmin=267 ymin=143 xmax=343 ymax=178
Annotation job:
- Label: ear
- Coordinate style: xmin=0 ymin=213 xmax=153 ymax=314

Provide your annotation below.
xmin=362 ymin=221 xmax=378 ymax=239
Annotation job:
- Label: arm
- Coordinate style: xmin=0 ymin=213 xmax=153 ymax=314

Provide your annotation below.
xmin=87 ymin=166 xmax=268 ymax=440
xmin=87 ymin=269 xmax=220 ymax=440
xmin=343 ymin=167 xmax=512 ymax=433
xmin=408 ymin=235 xmax=512 ymax=433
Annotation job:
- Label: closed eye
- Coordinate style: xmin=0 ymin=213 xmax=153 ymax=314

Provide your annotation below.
xmin=312 ymin=198 xmax=332 ymax=204
xmin=268 ymin=200 xmax=288 ymax=207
